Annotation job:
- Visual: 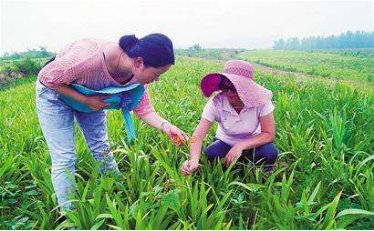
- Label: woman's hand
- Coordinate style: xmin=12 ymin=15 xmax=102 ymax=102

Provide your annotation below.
xmin=162 ymin=122 xmax=189 ymax=146
xmin=84 ymin=95 xmax=111 ymax=111
xmin=225 ymin=145 xmax=244 ymax=167
xmin=181 ymin=159 xmax=199 ymax=176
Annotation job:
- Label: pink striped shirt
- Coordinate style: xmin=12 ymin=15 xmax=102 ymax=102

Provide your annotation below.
xmin=38 ymin=38 xmax=155 ymax=117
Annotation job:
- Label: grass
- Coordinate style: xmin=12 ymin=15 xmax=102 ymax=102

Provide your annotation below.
xmin=0 ymin=56 xmax=373 ymax=229
xmin=239 ymin=49 xmax=374 ymax=82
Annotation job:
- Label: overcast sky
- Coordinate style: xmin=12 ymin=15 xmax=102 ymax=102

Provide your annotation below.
xmin=1 ymin=0 xmax=373 ymax=54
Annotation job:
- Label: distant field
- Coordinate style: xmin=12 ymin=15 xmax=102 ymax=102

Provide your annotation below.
xmin=175 ymin=48 xmax=245 ymax=60
xmin=310 ymin=48 xmax=374 ymax=57
xmin=1 ymin=57 xmax=373 ymax=229
xmin=0 ymin=57 xmax=49 ymax=67
xmin=0 ymin=58 xmax=49 ymax=89
xmin=238 ymin=49 xmax=374 ymax=82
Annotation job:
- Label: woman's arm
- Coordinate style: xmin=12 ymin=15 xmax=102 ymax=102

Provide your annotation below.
xmin=139 ymin=111 xmax=189 ymax=143
xmin=181 ymin=118 xmax=212 ymax=176
xmin=133 ymin=87 xmax=188 ymax=143
xmin=39 ymin=40 xmax=111 ymax=111
xmin=237 ymin=112 xmax=275 ymax=150
xmin=225 ymin=112 xmax=275 ymax=166
xmin=50 ymin=84 xmax=110 ymax=111
xmin=39 ymin=40 xmax=99 ymax=88
xmin=189 ymin=118 xmax=212 ymax=163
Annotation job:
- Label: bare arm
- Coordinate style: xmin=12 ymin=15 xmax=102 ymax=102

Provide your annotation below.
xmin=50 ymin=84 xmax=87 ymax=103
xmin=139 ymin=111 xmax=189 ymax=143
xmin=136 ymin=111 xmax=167 ymax=130
xmin=50 ymin=84 xmax=110 ymax=111
xmin=236 ymin=112 xmax=275 ymax=150
xmin=181 ymin=118 xmax=212 ymax=176
xmin=189 ymin=118 xmax=213 ymax=163
xmin=225 ymin=112 xmax=275 ymax=166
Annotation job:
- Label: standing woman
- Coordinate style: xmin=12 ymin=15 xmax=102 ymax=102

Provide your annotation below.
xmin=36 ymin=33 xmax=187 ymax=210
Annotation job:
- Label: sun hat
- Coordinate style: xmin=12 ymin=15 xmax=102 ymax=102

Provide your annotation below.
xmin=200 ymin=60 xmax=272 ymax=108
xmin=59 ymin=83 xmax=145 ymax=142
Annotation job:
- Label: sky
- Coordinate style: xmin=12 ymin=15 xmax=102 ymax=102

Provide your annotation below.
xmin=1 ymin=0 xmax=373 ymax=54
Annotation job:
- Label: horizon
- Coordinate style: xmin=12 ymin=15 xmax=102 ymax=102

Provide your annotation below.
xmin=2 ymin=29 xmax=373 ymax=56
xmin=1 ymin=0 xmax=373 ymax=55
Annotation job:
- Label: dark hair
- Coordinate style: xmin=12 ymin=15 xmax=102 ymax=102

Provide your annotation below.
xmin=119 ymin=33 xmax=175 ymax=68
xmin=219 ymin=75 xmax=236 ymax=92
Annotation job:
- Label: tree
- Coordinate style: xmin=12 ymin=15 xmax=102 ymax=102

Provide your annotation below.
xmin=189 ymin=44 xmax=202 ymax=50
xmin=272 ymin=31 xmax=374 ymax=50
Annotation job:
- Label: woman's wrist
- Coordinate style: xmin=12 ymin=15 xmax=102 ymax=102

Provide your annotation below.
xmin=235 ymin=142 xmax=247 ymax=151
xmin=82 ymin=95 xmax=90 ymax=105
xmin=189 ymin=159 xmax=199 ymax=167
xmin=190 ymin=155 xmax=200 ymax=164
xmin=160 ymin=121 xmax=170 ymax=132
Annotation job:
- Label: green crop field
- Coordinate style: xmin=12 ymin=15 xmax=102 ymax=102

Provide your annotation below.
xmin=239 ymin=49 xmax=374 ymax=82
xmin=1 ymin=56 xmax=373 ymax=229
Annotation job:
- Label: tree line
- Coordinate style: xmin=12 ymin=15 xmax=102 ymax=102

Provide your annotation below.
xmin=273 ymin=31 xmax=374 ymax=50
xmin=1 ymin=46 xmax=55 ymax=60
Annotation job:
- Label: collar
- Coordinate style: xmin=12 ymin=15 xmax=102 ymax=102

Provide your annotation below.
xmin=221 ymin=94 xmax=248 ymax=114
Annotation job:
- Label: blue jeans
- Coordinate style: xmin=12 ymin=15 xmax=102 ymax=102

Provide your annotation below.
xmin=205 ymin=139 xmax=278 ymax=171
xmin=36 ymin=81 xmax=119 ymax=210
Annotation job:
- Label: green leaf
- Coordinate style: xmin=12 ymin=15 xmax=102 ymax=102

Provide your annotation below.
xmin=162 ymin=190 xmax=180 ymax=210
xmin=90 ymin=219 xmax=105 ymax=230
xmin=95 ymin=213 xmax=113 ymax=220
xmin=308 ymin=181 xmax=321 ymax=204
xmin=229 ymin=181 xmax=264 ymax=192
xmin=336 ymin=208 xmax=374 ymax=218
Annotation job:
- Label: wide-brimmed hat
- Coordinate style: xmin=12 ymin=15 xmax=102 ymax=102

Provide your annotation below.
xmin=200 ymin=60 xmax=272 ymax=108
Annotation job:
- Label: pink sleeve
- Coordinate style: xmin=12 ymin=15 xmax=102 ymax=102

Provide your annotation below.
xmin=38 ymin=40 xmax=99 ymax=87
xmin=201 ymin=99 xmax=217 ymax=122
xmin=133 ymin=86 xmax=155 ymax=118
xmin=259 ymin=101 xmax=275 ymax=116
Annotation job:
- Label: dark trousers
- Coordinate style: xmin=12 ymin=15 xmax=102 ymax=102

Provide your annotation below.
xmin=204 ymin=139 xmax=278 ymax=171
